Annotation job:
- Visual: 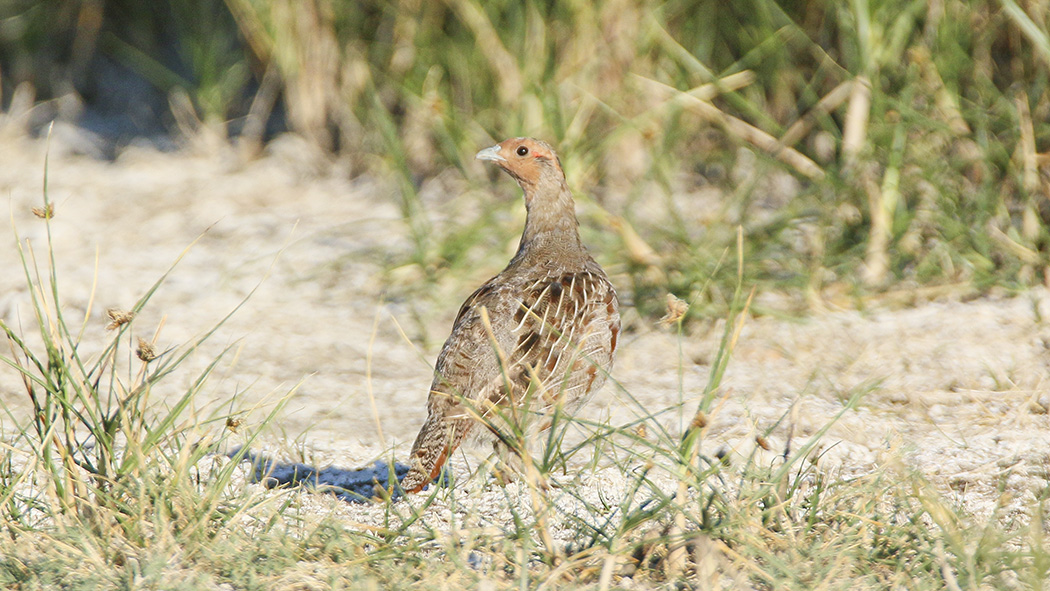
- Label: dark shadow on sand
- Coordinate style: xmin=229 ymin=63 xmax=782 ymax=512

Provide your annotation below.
xmin=231 ymin=448 xmax=412 ymax=503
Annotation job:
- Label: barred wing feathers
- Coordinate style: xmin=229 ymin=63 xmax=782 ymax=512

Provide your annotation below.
xmin=401 ymin=269 xmax=619 ymax=492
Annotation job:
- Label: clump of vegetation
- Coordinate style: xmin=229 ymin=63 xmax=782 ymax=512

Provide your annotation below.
xmin=3 ymin=0 xmax=1050 ymax=318
xmin=0 ymin=144 xmax=287 ymax=587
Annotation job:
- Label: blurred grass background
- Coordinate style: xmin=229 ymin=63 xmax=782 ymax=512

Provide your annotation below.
xmin=3 ymin=0 xmax=1050 ymax=319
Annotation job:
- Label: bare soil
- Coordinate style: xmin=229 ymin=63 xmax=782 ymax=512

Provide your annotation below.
xmin=2 ymin=132 xmax=1048 ymax=531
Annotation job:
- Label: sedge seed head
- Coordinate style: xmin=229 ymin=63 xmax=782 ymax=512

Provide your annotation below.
xmin=106 ymin=309 xmax=135 ymax=330
xmin=135 ymin=337 xmax=157 ymax=362
xmin=689 ymin=410 xmax=707 ymax=430
xmin=32 ymin=204 xmax=54 ymax=219
xmin=657 ymin=293 xmax=689 ymax=327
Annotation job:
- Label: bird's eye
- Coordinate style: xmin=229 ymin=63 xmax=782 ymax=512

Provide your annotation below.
xmin=516 ymin=146 xmax=529 ymax=156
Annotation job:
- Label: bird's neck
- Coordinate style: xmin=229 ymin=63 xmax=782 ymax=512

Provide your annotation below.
xmin=515 ymin=178 xmax=585 ymax=261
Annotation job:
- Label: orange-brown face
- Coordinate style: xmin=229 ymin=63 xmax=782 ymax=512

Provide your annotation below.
xmin=475 ymin=137 xmax=563 ymax=187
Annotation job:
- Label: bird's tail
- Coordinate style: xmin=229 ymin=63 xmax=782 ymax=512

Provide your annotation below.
xmin=401 ymin=416 xmax=474 ymax=493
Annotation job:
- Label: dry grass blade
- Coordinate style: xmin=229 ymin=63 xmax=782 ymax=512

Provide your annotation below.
xmin=988 ymin=223 xmax=1040 ymax=264
xmin=778 ymin=80 xmax=853 ymax=149
xmin=632 ymin=71 xmax=757 ymax=104
xmin=596 ymin=540 xmax=622 ymax=591
xmin=239 ymin=61 xmax=283 ymax=160
xmin=841 ymin=76 xmax=872 ymax=169
xmin=223 ymin=0 xmax=273 ymax=62
xmin=1016 ymin=92 xmax=1039 ymax=192
xmin=605 ymin=215 xmax=662 ymax=267
xmin=640 ymin=76 xmax=825 ymax=180
xmin=445 ymin=0 xmax=522 ymax=105
xmin=860 ymin=168 xmax=890 ymax=286
xmin=1016 ymin=91 xmax=1042 ymax=254
xmin=365 ymin=309 xmax=385 ymax=444
xmin=911 ymin=46 xmax=970 ymax=136
xmin=1001 ymin=0 xmax=1050 ymax=68
xmin=861 ymin=106 xmax=906 ymax=287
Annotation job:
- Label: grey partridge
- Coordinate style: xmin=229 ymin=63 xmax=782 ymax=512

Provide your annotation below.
xmin=400 ymin=137 xmax=620 ymax=493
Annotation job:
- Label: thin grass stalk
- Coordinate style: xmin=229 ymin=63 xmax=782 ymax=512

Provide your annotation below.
xmin=841 ymin=76 xmax=872 ymax=170
xmin=667 ymin=228 xmax=752 ymax=579
xmin=862 ymin=110 xmax=905 ymax=286
xmin=1016 ymin=92 xmax=1040 ymax=249
xmin=370 ymin=88 xmax=432 ymax=269
xmin=365 ymin=310 xmax=385 ymax=444
xmin=1001 ymin=0 xmax=1050 ymax=68
xmin=778 ymin=80 xmax=853 ymax=149
xmin=698 ymin=228 xmax=751 ymax=415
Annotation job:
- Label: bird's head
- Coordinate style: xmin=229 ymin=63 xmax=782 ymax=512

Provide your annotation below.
xmin=475 ymin=137 xmax=565 ymax=191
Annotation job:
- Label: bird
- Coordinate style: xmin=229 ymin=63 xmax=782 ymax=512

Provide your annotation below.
xmin=400 ymin=137 xmax=620 ymax=493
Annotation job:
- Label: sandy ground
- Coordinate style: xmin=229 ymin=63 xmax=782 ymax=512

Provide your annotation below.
xmin=2 ymin=131 xmax=1049 ymax=534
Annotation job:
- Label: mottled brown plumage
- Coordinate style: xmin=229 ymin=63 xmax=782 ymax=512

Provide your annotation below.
xmin=400 ymin=138 xmax=620 ymax=493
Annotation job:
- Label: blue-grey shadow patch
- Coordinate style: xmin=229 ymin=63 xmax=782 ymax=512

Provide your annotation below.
xmin=231 ymin=448 xmax=412 ymax=503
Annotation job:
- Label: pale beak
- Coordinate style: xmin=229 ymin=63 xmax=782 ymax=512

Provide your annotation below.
xmin=475 ymin=145 xmax=505 ymax=162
